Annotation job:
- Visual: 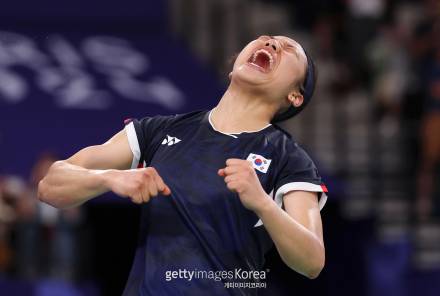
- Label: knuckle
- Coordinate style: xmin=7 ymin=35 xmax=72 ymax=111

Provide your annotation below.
xmin=133 ymin=182 xmax=142 ymax=191
xmin=146 ymin=167 xmax=157 ymax=175
xmin=142 ymin=172 xmax=153 ymax=181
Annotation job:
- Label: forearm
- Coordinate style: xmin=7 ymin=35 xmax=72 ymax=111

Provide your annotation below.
xmin=255 ymin=197 xmax=325 ymax=279
xmin=38 ymin=160 xmax=113 ymax=209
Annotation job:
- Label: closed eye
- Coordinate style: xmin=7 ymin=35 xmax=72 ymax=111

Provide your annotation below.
xmin=282 ymin=41 xmax=295 ymax=49
xmin=281 ymin=41 xmax=299 ymax=57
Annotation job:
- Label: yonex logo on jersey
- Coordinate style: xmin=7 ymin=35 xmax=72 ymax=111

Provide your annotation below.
xmin=161 ymin=135 xmax=182 ymax=146
xmin=246 ymin=153 xmax=271 ymax=173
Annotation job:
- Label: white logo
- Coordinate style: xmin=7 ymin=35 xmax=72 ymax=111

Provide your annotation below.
xmin=161 ymin=135 xmax=181 ymax=146
xmin=246 ymin=153 xmax=271 ymax=173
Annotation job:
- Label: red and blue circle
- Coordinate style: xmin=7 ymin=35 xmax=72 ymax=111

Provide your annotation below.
xmin=254 ymin=158 xmax=263 ymax=166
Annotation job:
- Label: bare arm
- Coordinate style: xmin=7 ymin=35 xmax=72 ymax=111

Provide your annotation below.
xmin=255 ymin=191 xmax=325 ymax=279
xmin=218 ymin=159 xmax=325 ymax=279
xmin=38 ymin=130 xmax=170 ymax=209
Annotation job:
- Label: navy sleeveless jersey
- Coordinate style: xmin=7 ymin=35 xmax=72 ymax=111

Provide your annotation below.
xmin=122 ymin=110 xmax=328 ymax=296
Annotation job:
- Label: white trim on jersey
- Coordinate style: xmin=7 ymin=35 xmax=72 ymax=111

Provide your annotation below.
xmin=254 ymin=182 xmax=328 ymax=227
xmin=208 ymin=108 xmax=272 ymax=138
xmin=125 ymin=122 xmax=141 ymax=169
xmin=276 ymin=182 xmax=328 ymax=210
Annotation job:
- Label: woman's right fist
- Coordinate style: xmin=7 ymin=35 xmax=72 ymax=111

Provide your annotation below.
xmin=105 ymin=167 xmax=171 ymax=204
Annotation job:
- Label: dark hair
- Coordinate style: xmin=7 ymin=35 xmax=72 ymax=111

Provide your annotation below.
xmin=271 ymin=51 xmax=317 ymax=123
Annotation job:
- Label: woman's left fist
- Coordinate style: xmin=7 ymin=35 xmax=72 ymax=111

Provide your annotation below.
xmin=218 ymin=158 xmax=270 ymax=212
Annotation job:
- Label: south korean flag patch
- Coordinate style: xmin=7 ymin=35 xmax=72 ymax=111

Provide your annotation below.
xmin=246 ymin=153 xmax=272 ymax=173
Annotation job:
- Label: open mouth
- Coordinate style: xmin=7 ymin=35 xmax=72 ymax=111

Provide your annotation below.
xmin=247 ymin=49 xmax=274 ymax=73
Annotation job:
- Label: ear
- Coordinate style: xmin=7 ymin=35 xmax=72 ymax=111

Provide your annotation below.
xmin=228 ymin=71 xmax=232 ymax=80
xmin=287 ymin=91 xmax=304 ymax=108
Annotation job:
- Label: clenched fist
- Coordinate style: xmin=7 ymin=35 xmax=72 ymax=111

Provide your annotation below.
xmin=106 ymin=167 xmax=171 ymax=204
xmin=218 ymin=158 xmax=270 ymax=213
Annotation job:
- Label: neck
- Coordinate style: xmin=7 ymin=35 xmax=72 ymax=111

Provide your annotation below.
xmin=210 ymin=82 xmax=278 ymax=134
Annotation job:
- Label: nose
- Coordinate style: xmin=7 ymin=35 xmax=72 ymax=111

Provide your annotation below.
xmin=265 ymin=39 xmax=278 ymax=51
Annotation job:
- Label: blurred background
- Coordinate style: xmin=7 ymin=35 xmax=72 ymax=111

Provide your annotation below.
xmin=0 ymin=0 xmax=439 ymax=295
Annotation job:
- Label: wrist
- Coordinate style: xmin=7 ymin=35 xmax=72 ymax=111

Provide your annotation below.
xmin=254 ymin=193 xmax=277 ymax=217
xmin=98 ymin=169 xmax=119 ymax=191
